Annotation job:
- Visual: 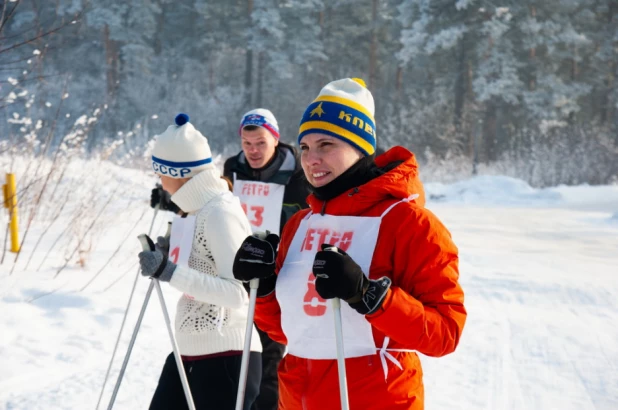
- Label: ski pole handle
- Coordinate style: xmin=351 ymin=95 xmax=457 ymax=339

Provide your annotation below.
xmin=137 ymin=234 xmax=156 ymax=252
xmin=138 ymin=220 xmax=170 ymax=253
xmin=165 ymin=221 xmax=172 ymax=240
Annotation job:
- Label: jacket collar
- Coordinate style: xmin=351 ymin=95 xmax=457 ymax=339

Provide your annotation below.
xmin=171 ymin=168 xmax=230 ymax=214
xmin=306 ymin=146 xmax=426 ymax=216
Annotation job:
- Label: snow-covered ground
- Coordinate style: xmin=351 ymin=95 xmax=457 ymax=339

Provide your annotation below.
xmin=1 ymin=162 xmax=617 ymax=409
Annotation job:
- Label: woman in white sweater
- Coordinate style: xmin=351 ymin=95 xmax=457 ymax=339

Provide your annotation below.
xmin=138 ymin=114 xmax=262 ymax=410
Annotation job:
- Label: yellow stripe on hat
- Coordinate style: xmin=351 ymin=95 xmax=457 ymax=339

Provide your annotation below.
xmin=299 ymin=120 xmax=375 ymax=155
xmin=313 ymin=95 xmax=374 ymax=121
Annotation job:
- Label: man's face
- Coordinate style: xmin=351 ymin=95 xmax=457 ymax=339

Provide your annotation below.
xmin=240 ymin=127 xmax=278 ymax=169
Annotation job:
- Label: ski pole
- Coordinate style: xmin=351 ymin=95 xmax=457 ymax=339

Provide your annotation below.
xmin=235 ymin=278 xmax=259 ymax=410
xmin=104 ymin=220 xmax=171 ymax=410
xmin=106 ymin=280 xmax=155 ymax=410
xmin=137 ymin=234 xmax=196 ymax=410
xmin=96 ymin=206 xmax=159 ymax=410
xmin=321 ymin=246 xmax=350 ymax=410
xmin=332 ymin=298 xmax=350 ymax=410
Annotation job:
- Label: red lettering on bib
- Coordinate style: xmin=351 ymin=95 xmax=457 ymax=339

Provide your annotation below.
xmin=170 ymin=247 xmax=180 ymax=264
xmin=303 ymin=273 xmax=327 ymax=316
xmin=241 ymin=203 xmax=265 ymax=227
xmin=241 ymin=183 xmax=271 ymax=197
xmin=301 ymin=229 xmax=354 ymax=253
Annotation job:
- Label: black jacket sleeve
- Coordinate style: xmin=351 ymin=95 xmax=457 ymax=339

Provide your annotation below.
xmin=223 ymin=156 xmax=236 ymax=181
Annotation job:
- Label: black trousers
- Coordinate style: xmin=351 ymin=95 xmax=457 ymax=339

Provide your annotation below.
xmin=150 ymin=352 xmax=262 ymax=410
xmin=252 ymin=328 xmax=285 ymax=410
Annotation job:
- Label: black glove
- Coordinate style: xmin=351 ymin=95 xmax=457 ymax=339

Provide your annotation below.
xmin=312 ymin=244 xmax=391 ymax=315
xmin=233 ymin=231 xmax=280 ymax=297
xmin=151 ymin=184 xmax=181 ymax=214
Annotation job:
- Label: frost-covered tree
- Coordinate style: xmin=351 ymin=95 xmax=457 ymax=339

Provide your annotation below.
xmin=248 ymin=0 xmax=288 ymax=106
xmin=0 ymin=0 xmax=615 ymax=185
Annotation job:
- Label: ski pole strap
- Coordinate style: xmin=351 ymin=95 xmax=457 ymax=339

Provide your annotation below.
xmin=152 ymin=252 xmax=169 ymax=279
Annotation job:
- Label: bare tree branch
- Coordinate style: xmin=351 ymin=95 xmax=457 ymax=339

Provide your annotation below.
xmin=0 ymin=15 xmax=80 ymax=55
xmin=0 ymin=0 xmax=22 ymax=36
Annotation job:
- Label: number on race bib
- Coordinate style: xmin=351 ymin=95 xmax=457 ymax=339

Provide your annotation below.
xmin=170 ymin=247 xmax=180 ymax=264
xmin=303 ymin=273 xmax=327 ymax=317
xmin=241 ymin=203 xmax=265 ymax=227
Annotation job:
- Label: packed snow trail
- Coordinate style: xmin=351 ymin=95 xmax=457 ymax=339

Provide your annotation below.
xmin=422 ymin=205 xmax=618 ymax=410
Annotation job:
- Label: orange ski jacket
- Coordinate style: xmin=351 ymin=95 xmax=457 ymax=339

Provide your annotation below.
xmin=254 ymin=146 xmax=467 ymax=409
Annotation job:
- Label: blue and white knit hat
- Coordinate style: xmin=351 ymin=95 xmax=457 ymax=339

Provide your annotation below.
xmin=239 ymin=108 xmax=280 ymax=139
xmin=151 ymin=114 xmax=213 ymax=179
xmin=298 ymin=78 xmax=376 ymax=156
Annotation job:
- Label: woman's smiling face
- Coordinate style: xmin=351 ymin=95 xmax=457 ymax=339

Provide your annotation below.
xmin=300 ymin=133 xmax=363 ymax=188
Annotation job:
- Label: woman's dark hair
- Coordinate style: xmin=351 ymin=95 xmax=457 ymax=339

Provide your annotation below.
xmin=242 ymin=125 xmax=259 ymax=132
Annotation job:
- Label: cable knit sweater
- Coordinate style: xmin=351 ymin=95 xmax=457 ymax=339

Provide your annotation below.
xmin=169 ymin=169 xmax=262 ymax=356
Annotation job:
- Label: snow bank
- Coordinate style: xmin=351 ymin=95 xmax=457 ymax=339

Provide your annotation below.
xmin=548 ymin=184 xmax=618 ymax=212
xmin=425 ymin=175 xmax=561 ymax=206
xmin=426 ymin=175 xmax=618 ymax=213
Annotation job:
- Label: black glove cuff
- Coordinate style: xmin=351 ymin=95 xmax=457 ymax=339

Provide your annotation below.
xmin=349 ymin=276 xmax=392 ymax=315
xmin=166 ymin=201 xmax=181 ymax=214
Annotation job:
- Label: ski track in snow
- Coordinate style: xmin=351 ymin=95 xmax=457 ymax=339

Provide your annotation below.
xmin=1 ymin=176 xmax=617 ymax=409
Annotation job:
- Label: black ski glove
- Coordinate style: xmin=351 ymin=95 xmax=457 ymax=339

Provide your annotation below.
xmin=312 ymin=244 xmax=392 ymax=315
xmin=233 ymin=231 xmax=280 ymax=297
xmin=151 ymin=184 xmax=181 ymax=214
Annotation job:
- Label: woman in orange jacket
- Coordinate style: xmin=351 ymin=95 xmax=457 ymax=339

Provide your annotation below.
xmin=233 ymin=78 xmax=466 ymax=410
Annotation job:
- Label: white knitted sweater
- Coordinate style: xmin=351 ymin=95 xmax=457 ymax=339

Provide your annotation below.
xmin=169 ymin=169 xmax=262 ymax=356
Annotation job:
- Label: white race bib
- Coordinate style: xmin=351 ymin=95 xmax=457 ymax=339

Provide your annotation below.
xmin=233 ymin=176 xmax=285 ymax=235
xmin=169 ymin=215 xmax=197 ymax=299
xmin=277 ymin=198 xmax=419 ymax=380
xmin=276 ymin=212 xmax=382 ymax=359
xmin=169 ymin=215 xmax=197 ymax=267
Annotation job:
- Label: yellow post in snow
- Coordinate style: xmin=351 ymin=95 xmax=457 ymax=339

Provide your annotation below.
xmin=3 ymin=173 xmax=20 ymax=253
